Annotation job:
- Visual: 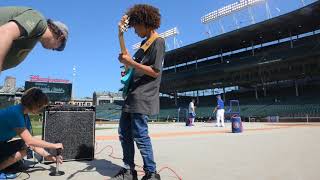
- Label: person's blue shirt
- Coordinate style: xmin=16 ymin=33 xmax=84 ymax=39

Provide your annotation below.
xmin=217 ymin=99 xmax=224 ymax=109
xmin=0 ymin=104 xmax=29 ymax=142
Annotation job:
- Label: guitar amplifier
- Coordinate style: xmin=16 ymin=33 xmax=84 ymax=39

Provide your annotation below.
xmin=42 ymin=105 xmax=96 ymax=161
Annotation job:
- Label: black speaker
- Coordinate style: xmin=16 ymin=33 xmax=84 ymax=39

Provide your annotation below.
xmin=42 ymin=105 xmax=96 ymax=161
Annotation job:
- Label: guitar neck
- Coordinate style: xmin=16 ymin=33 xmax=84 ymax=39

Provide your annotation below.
xmin=119 ymin=33 xmax=127 ymax=54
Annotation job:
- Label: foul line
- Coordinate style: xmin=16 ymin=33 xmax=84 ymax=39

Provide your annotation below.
xmin=96 ymin=123 xmax=320 ymax=141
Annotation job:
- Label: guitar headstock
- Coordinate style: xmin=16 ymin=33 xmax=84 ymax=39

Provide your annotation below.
xmin=119 ymin=15 xmax=130 ymax=33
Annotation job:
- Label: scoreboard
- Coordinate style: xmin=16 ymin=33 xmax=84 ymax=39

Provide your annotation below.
xmin=25 ymin=81 xmax=72 ymax=102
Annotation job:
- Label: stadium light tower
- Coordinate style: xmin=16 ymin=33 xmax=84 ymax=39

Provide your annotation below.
xmin=159 ymin=27 xmax=180 ymax=49
xmin=201 ymin=0 xmax=265 ymax=24
xmin=265 ymin=0 xmax=272 ymax=19
xmin=201 ymin=0 xmax=265 ymax=35
xmin=72 ymin=65 xmax=76 ymax=100
xmin=132 ymin=27 xmax=180 ymax=50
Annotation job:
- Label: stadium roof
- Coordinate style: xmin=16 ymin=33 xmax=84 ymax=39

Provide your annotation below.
xmin=164 ymin=1 xmax=320 ymax=67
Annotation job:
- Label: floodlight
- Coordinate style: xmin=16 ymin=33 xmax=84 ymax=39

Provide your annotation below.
xmin=132 ymin=27 xmax=179 ymax=50
xmin=201 ymin=0 xmax=265 ymax=24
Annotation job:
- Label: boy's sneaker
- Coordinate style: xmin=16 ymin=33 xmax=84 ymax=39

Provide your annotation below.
xmin=0 ymin=172 xmax=17 ymax=179
xmin=141 ymin=172 xmax=161 ymax=180
xmin=110 ymin=168 xmax=138 ymax=180
xmin=0 ymin=173 xmax=5 ymax=180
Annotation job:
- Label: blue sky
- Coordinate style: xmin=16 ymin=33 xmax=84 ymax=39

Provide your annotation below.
xmin=0 ymin=0 xmax=315 ymax=98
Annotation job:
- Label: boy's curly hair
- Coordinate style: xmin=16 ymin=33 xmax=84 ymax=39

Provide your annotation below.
xmin=126 ymin=4 xmax=161 ymax=29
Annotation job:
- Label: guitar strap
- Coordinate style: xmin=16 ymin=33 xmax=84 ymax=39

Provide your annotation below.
xmin=121 ymin=33 xmax=160 ymax=97
xmin=133 ymin=33 xmax=160 ymax=61
xmin=140 ymin=33 xmax=160 ymax=52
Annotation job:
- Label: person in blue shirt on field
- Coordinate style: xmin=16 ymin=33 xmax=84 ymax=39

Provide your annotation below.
xmin=0 ymin=87 xmax=63 ymax=178
xmin=213 ymin=95 xmax=225 ymax=127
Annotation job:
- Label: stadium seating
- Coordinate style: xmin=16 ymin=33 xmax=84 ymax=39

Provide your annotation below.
xmin=95 ymin=103 xmax=122 ymax=120
xmin=0 ymin=96 xmax=15 ymax=109
xmin=95 ymin=34 xmax=320 ymax=121
xmin=158 ymin=83 xmax=320 ymax=121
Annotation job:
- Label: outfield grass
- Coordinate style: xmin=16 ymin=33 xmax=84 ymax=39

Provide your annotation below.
xmin=29 ymin=115 xmax=116 ymax=136
xmin=31 ymin=120 xmax=117 ymax=136
xmin=31 ymin=124 xmax=116 ymax=136
xmin=29 ymin=114 xmax=172 ymax=136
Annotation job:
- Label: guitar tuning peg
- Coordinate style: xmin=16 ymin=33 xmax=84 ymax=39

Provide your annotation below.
xmin=120 ymin=25 xmax=126 ymax=32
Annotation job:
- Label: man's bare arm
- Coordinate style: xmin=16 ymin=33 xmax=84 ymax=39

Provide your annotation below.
xmin=0 ymin=21 xmax=22 ymax=72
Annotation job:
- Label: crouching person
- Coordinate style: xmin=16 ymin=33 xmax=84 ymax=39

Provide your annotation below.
xmin=0 ymin=87 xmax=63 ymax=178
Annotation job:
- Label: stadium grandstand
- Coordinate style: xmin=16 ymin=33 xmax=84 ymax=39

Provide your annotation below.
xmin=0 ymin=76 xmax=23 ymax=108
xmin=94 ymin=91 xmax=123 ymax=121
xmin=158 ymin=1 xmax=320 ymax=122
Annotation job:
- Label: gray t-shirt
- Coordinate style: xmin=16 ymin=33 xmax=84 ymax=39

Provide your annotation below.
xmin=0 ymin=6 xmax=47 ymax=71
xmin=122 ymin=37 xmax=165 ymax=115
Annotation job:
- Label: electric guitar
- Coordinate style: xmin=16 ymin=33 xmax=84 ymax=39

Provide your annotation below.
xmin=118 ymin=15 xmax=132 ymax=98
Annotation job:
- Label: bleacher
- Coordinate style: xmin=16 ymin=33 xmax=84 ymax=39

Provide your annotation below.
xmin=159 ymin=103 xmax=320 ymax=121
xmin=158 ymin=84 xmax=320 ymax=121
xmin=163 ymin=33 xmax=320 ymax=78
xmin=95 ymin=103 xmax=122 ymax=120
xmin=93 ymin=84 xmax=320 ymax=122
xmin=92 ymin=87 xmax=320 ymax=122
xmin=0 ymin=96 xmax=14 ymax=109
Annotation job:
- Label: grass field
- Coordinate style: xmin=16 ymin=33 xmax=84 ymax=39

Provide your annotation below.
xmin=29 ymin=114 xmax=171 ymax=136
xmin=31 ymin=123 xmax=116 ymax=136
xmin=29 ymin=115 xmax=116 ymax=136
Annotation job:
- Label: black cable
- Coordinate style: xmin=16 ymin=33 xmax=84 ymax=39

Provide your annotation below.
xmin=14 ymin=150 xmax=40 ymax=179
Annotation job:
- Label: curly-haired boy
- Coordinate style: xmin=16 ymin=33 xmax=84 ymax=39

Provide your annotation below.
xmin=111 ymin=4 xmax=165 ymax=180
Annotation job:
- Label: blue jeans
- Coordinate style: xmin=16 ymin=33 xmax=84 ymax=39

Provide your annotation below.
xmin=118 ymin=112 xmax=156 ymax=173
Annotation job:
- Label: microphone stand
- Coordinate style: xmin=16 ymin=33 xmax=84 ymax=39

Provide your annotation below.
xmin=49 ymin=148 xmax=65 ymax=176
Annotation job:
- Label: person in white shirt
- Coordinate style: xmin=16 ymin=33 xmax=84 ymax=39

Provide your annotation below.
xmin=188 ymin=99 xmax=196 ymax=126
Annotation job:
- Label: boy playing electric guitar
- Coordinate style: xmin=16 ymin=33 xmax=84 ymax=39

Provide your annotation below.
xmin=112 ymin=4 xmax=165 ymax=180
